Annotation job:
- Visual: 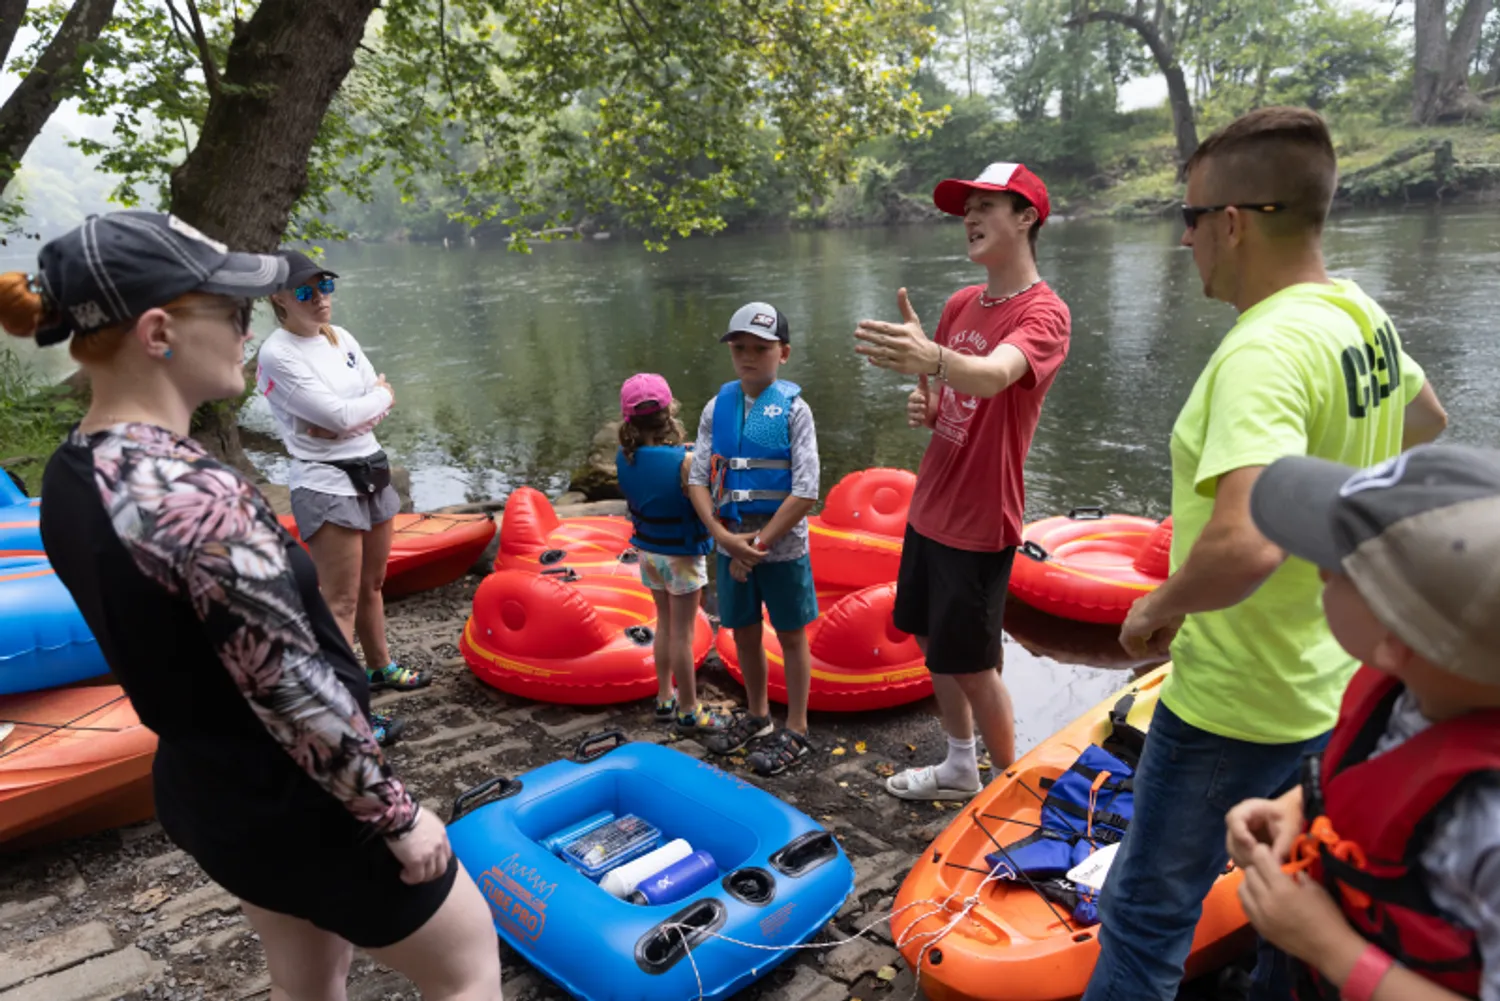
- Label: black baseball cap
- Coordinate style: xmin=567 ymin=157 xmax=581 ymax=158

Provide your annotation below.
xmin=32 ymin=212 xmax=287 ymax=347
xmin=279 ymin=249 xmax=339 ymax=289
xmin=721 ymin=301 xmax=790 ymax=343
xmin=1250 ymin=444 xmax=1500 ymax=685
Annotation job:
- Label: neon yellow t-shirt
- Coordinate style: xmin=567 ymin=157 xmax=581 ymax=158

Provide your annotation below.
xmin=1161 ymin=280 xmax=1426 ymax=744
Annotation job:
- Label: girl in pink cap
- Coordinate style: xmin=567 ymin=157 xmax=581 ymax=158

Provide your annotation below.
xmin=616 ymin=374 xmax=728 ymax=735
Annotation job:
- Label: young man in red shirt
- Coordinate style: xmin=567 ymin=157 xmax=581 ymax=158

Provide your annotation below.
xmin=855 ymin=163 xmax=1071 ymax=799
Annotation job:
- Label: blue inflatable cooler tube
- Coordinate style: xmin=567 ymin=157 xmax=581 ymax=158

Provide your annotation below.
xmin=447 ymin=733 xmax=855 ymax=1001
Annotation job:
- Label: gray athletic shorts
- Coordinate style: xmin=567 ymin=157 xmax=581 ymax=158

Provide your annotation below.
xmin=290 ymin=485 xmax=400 ymax=540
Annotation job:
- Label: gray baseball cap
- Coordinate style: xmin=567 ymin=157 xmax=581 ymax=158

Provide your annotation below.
xmin=1250 ymin=444 xmax=1500 ymax=685
xmin=721 ymin=301 xmax=789 ymax=343
xmin=32 ymin=212 xmax=287 ymax=346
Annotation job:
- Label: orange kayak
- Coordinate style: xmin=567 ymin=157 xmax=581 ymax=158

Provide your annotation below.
xmin=890 ymin=665 xmax=1255 ymax=1001
xmin=0 ymin=684 xmax=157 ymax=847
xmin=279 ymin=510 xmax=496 ymax=598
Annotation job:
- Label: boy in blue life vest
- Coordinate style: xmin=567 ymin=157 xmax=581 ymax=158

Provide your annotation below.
xmin=687 ymin=302 xmax=820 ymax=777
xmin=615 ymin=373 xmax=728 ymax=736
xmin=1227 ymin=443 xmax=1500 ymax=1001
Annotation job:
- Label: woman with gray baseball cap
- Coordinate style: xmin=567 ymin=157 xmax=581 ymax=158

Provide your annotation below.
xmin=0 ymin=213 xmax=501 ymax=999
xmin=258 ymin=249 xmax=432 ymax=717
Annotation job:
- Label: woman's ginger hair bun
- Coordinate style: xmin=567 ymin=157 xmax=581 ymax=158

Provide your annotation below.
xmin=0 ymin=272 xmax=48 ymax=339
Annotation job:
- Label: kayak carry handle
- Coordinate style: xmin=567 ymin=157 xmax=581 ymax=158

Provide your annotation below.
xmin=538 ymin=548 xmax=568 ymax=566
xmin=449 ymin=776 xmax=522 ymax=821
xmin=574 ymin=729 xmax=628 ymax=762
xmin=722 ymin=867 xmax=776 ymax=906
xmin=634 ymin=898 xmax=726 ymax=975
xmin=1068 ymin=506 xmax=1105 ymax=520
xmin=1018 ymin=540 xmax=1049 ymax=563
xmin=769 ymin=830 xmax=839 ymax=878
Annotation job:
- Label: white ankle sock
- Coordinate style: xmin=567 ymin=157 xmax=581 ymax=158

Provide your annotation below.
xmin=934 ymin=735 xmax=980 ymax=789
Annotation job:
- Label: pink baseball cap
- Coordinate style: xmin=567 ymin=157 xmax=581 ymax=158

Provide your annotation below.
xmin=620 ymin=373 xmax=673 ymax=419
xmin=932 ymin=162 xmax=1051 ymax=224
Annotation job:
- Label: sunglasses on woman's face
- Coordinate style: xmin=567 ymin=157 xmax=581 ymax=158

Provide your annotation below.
xmin=293 ymin=278 xmax=336 ymax=302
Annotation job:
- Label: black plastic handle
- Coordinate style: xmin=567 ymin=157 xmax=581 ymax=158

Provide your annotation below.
xmin=574 ymin=729 xmax=627 ymax=762
xmin=450 ymin=776 xmax=522 ymax=821
xmin=1068 ymin=506 xmax=1105 ymax=520
xmin=540 ymin=566 xmax=580 ymax=582
xmin=1018 ymin=540 xmax=1049 ymax=563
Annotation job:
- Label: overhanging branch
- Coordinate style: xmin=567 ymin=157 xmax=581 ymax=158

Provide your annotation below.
xmin=164 ymin=0 xmax=220 ymax=95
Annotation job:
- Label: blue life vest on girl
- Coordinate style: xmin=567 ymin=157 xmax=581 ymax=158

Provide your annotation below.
xmin=615 ymin=445 xmax=713 ymax=556
xmin=709 ymin=379 xmax=799 ymax=523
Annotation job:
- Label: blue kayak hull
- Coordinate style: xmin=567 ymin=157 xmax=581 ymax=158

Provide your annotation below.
xmin=448 ymin=740 xmax=855 ymax=1001
xmin=0 ymin=555 xmax=109 ymax=695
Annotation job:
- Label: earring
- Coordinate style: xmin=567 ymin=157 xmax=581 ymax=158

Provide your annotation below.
xmin=163 ymin=349 xmax=173 ymax=360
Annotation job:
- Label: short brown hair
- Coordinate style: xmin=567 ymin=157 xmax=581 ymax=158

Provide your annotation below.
xmin=1182 ymin=106 xmax=1337 ymax=234
xmin=1009 ymin=193 xmax=1041 ymax=258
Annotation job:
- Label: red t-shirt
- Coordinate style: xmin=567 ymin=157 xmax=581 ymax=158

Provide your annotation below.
xmin=907 ymin=282 xmax=1071 ymax=552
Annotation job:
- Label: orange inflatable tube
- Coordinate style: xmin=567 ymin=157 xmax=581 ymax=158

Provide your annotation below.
xmin=1008 ymin=508 xmax=1172 ymax=624
xmin=1 ymin=685 xmax=157 ymax=847
xmin=460 ymin=567 xmax=712 ymax=705
xmin=807 ymin=468 xmax=914 ymax=599
xmin=494 ymin=486 xmax=634 ymax=573
xmin=889 ymin=665 xmax=1256 ymax=1001
xmin=714 ymin=583 xmax=931 ymax=712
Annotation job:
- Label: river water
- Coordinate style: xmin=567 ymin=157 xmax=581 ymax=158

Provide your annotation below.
xmin=6 ymin=208 xmax=1497 ymax=748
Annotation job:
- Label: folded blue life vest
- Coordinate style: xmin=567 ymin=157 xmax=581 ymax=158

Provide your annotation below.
xmin=984 ymin=696 xmax=1146 ymax=926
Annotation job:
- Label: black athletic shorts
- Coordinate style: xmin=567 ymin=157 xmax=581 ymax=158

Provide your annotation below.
xmin=892 ymin=525 xmax=1017 ymax=675
xmin=154 ymin=744 xmax=458 ymax=950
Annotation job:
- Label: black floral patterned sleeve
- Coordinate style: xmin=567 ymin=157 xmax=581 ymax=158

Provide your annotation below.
xmin=84 ymin=423 xmax=418 ymax=836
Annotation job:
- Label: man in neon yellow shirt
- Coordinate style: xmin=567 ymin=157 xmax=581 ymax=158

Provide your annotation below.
xmin=1082 ymin=106 xmax=1450 ymax=1001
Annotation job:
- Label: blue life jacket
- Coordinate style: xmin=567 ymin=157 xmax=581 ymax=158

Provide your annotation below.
xmin=709 ymin=379 xmax=800 ymax=523
xmin=615 ymin=445 xmax=713 ymax=556
xmin=982 ymin=697 xmax=1147 ymax=927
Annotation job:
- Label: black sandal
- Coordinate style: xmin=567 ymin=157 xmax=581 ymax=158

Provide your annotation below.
xmin=704 ymin=710 xmax=774 ymax=755
xmin=747 ymin=729 xmax=810 ymax=776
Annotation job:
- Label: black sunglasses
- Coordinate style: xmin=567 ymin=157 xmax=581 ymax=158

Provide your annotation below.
xmin=164 ymin=298 xmax=254 ymax=335
xmin=1180 ymin=202 xmax=1285 ymax=229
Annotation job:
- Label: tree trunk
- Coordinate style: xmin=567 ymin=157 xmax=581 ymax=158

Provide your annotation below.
xmin=0 ymin=0 xmax=31 ymax=71
xmin=1412 ymin=0 xmax=1494 ymax=123
xmin=167 ymin=0 xmax=379 ymax=468
xmin=168 ymin=0 xmax=380 ymax=252
xmin=1069 ymin=8 xmax=1199 ymax=165
xmin=0 ymin=0 xmax=116 ymax=195
xmin=1487 ymin=33 xmax=1500 ymax=88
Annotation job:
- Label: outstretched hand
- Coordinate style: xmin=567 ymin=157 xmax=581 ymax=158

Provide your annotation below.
xmin=855 ymin=289 xmax=940 ymax=377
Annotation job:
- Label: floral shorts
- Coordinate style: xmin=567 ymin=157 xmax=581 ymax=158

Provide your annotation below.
xmin=638 ymin=552 xmax=708 ymax=596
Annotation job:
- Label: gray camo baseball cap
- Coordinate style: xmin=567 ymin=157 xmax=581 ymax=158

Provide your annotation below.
xmin=33 ymin=211 xmax=287 ymax=346
xmin=721 ymin=301 xmax=790 ymax=343
xmin=1250 ymin=444 xmax=1500 ymax=685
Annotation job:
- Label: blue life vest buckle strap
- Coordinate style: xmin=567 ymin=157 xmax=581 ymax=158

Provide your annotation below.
xmin=726 ymin=457 xmax=791 ymax=471
xmin=727 ymin=488 xmax=789 ymax=504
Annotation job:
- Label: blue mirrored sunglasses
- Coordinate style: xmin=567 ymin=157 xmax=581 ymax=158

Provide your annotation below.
xmin=293 ymin=277 xmax=336 ymax=302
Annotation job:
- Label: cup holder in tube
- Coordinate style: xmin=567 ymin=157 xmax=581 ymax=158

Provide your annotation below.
xmin=722 ymin=867 xmax=776 ymax=906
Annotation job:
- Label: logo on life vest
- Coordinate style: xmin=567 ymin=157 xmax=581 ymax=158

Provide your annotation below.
xmin=478 ymin=853 xmax=555 ymax=943
xmin=762 ymin=403 xmax=784 ymax=419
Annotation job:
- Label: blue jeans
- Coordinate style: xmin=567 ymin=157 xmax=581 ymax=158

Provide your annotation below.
xmin=1080 ymin=701 xmax=1329 ymax=1001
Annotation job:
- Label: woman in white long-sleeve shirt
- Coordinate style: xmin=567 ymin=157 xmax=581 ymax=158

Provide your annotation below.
xmin=257 ymin=252 xmax=430 ymax=722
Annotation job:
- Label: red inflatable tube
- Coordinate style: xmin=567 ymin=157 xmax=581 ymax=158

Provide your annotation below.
xmin=714 ymin=583 xmax=932 ymax=712
xmin=278 ymin=511 xmax=496 ymax=598
xmin=807 ymin=467 xmax=915 ymax=598
xmin=494 ymin=486 xmax=635 ymax=572
xmin=1007 ymin=508 xmax=1173 ymax=625
xmin=460 ymin=567 xmax=712 ymax=705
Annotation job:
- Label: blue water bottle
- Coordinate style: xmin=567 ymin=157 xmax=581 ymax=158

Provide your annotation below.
xmin=628 ymin=850 xmax=718 ymax=906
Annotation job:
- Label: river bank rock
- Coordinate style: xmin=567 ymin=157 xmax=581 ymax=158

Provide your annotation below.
xmin=567 ymin=420 xmax=623 ymax=500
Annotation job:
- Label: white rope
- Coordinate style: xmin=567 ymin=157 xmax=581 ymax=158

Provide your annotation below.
xmin=656 ymin=861 xmax=1011 ymax=1001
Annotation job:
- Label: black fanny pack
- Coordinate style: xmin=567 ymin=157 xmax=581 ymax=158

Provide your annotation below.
xmin=324 ymin=450 xmax=392 ymax=496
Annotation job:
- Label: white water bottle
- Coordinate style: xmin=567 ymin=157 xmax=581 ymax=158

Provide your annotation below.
xmin=599 ymin=839 xmax=693 ymax=898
